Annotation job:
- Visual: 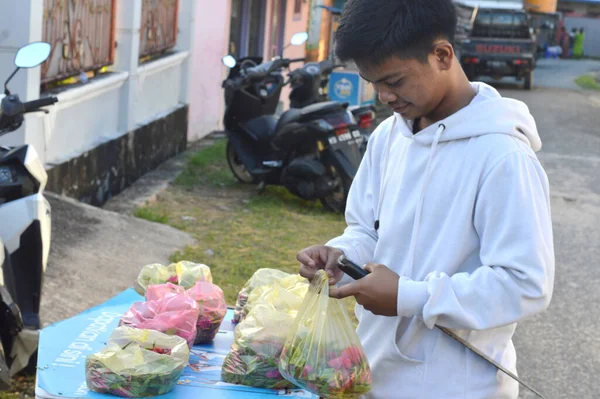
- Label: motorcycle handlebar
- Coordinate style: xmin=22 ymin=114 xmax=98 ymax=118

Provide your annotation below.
xmin=22 ymin=96 xmax=58 ymax=113
xmin=223 ymin=57 xmax=306 ymax=89
xmin=322 ymin=64 xmax=345 ymax=74
xmin=223 ymin=76 xmax=245 ymax=90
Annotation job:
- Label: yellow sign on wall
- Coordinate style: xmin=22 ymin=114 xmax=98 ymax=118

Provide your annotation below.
xmin=524 ymin=0 xmax=557 ymax=14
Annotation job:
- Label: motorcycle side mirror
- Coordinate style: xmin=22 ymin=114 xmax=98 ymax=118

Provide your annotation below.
xmin=290 ymin=32 xmax=308 ymax=46
xmin=15 ymin=42 xmax=51 ymax=69
xmin=5 ymin=42 xmax=51 ymax=95
xmin=222 ymin=55 xmax=237 ymax=69
xmin=280 ymin=32 xmax=308 ymax=58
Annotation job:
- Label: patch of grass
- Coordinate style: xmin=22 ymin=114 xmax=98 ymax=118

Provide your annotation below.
xmin=141 ymin=139 xmax=359 ymax=319
xmin=165 ymin=185 xmax=347 ymax=305
xmin=175 ymin=139 xmax=237 ymax=188
xmin=575 ymin=74 xmax=600 ymax=91
xmin=133 ymin=206 xmax=169 ymax=224
xmin=0 ymin=375 xmax=35 ymax=399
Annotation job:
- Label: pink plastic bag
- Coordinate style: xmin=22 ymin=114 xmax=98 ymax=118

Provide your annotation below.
xmin=187 ymin=282 xmax=227 ymax=344
xmin=145 ymin=283 xmax=186 ymax=302
xmin=120 ymin=290 xmax=199 ymax=348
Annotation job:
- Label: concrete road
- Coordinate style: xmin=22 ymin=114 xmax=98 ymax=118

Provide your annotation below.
xmin=480 ymin=58 xmax=600 ymax=91
xmin=497 ymin=86 xmax=600 ymax=399
xmin=534 ymin=59 xmax=600 ymax=91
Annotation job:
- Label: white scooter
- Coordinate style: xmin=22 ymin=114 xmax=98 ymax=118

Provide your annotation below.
xmin=0 ymin=42 xmax=57 ymax=386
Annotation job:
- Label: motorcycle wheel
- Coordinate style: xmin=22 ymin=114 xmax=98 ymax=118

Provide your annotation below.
xmin=226 ymin=140 xmax=256 ymax=184
xmin=320 ymin=166 xmax=350 ymax=214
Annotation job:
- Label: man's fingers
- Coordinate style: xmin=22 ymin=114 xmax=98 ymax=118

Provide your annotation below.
xmin=325 ymin=254 xmax=343 ymax=284
xmin=297 ymin=250 xmax=316 ymax=267
xmin=329 ymin=282 xmax=359 ymax=299
xmin=364 ymin=263 xmax=378 ymax=273
xmin=325 ymin=252 xmax=339 ymax=269
xmin=319 ymin=247 xmax=330 ymax=265
xmin=299 ymin=264 xmax=316 ymax=280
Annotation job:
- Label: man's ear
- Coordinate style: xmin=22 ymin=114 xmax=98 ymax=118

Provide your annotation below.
xmin=433 ymin=42 xmax=454 ymax=71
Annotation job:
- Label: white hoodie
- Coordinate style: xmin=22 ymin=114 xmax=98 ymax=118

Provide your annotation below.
xmin=327 ymin=82 xmax=554 ymax=399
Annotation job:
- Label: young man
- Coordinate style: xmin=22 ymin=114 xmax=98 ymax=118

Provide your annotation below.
xmin=297 ymin=1 xmax=555 ymax=398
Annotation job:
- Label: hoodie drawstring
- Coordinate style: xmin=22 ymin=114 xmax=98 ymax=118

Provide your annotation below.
xmin=374 ymin=118 xmax=398 ymax=231
xmin=405 ymin=123 xmax=445 ymax=276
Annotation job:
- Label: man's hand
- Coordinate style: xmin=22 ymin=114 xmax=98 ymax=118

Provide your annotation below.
xmin=330 ymin=263 xmax=400 ymax=316
xmin=297 ymin=245 xmax=344 ymax=285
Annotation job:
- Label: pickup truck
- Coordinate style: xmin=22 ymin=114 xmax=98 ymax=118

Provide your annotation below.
xmin=457 ymin=8 xmax=537 ymax=90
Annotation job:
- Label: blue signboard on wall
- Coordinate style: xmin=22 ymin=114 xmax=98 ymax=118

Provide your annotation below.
xmin=328 ymin=70 xmax=376 ymax=109
xmin=328 ymin=71 xmax=360 ymax=106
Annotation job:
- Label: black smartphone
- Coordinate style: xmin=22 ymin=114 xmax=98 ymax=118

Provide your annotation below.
xmin=337 ymin=255 xmax=370 ymax=280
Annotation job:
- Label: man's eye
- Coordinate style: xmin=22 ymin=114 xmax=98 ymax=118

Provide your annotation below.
xmin=386 ymin=79 xmax=403 ymax=88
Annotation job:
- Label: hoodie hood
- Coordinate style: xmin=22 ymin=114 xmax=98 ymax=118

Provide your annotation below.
xmin=397 ymin=82 xmax=542 ymax=152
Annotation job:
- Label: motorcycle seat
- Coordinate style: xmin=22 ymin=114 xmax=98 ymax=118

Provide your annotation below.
xmin=300 ymin=101 xmax=347 ymax=117
xmin=275 ymin=101 xmax=347 ymax=133
xmin=241 ymin=115 xmax=278 ymax=142
xmin=275 ymin=108 xmax=303 ymax=133
xmin=242 ymin=102 xmax=350 ymax=143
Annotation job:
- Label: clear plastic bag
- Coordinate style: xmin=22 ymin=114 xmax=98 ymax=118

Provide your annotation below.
xmin=279 ymin=270 xmax=372 ymax=399
xmin=134 ymin=263 xmax=177 ymax=295
xmin=221 ymin=303 xmax=299 ymax=389
xmin=85 ymin=327 xmax=190 ymax=398
xmin=175 ymin=261 xmax=212 ymax=289
xmin=186 ymin=281 xmax=227 ymax=344
xmin=240 ymin=274 xmax=308 ymax=322
xmin=120 ymin=291 xmax=199 ymax=348
xmin=232 ymin=268 xmax=291 ymax=323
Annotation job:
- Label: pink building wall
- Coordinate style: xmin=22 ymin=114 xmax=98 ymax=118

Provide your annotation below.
xmin=188 ymin=0 xmax=231 ymax=141
xmin=188 ymin=0 xmax=310 ymax=142
xmin=264 ymin=0 xmax=310 ymax=110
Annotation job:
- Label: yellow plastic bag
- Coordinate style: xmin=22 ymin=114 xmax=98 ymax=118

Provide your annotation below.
xmin=133 ymin=262 xmax=212 ymax=295
xmin=85 ymin=327 xmax=190 ymax=398
xmin=134 ymin=264 xmax=177 ymax=295
xmin=233 ymin=268 xmax=291 ymax=323
xmin=241 ymin=275 xmax=308 ymax=321
xmin=221 ymin=303 xmax=298 ymax=389
xmin=279 ymin=270 xmax=372 ymax=399
xmin=175 ymin=261 xmax=213 ymax=289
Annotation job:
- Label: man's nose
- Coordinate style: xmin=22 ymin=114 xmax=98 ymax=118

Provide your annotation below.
xmin=378 ymin=89 xmax=397 ymax=104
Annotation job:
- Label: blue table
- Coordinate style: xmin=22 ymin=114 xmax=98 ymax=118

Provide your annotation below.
xmin=35 ymin=289 xmax=317 ymax=399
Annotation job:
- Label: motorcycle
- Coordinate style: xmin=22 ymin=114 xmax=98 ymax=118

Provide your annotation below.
xmin=287 ymin=59 xmax=376 ymax=151
xmin=221 ymin=32 xmax=365 ymax=213
xmin=0 ymin=42 xmax=57 ymax=386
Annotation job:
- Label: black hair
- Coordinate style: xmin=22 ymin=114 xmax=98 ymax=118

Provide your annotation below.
xmin=335 ymin=0 xmax=458 ymax=65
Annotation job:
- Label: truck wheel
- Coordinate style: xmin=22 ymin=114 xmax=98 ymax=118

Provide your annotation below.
xmin=524 ymin=71 xmax=533 ymax=90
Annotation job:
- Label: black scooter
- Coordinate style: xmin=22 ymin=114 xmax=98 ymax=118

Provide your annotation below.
xmin=221 ymin=33 xmax=365 ymax=213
